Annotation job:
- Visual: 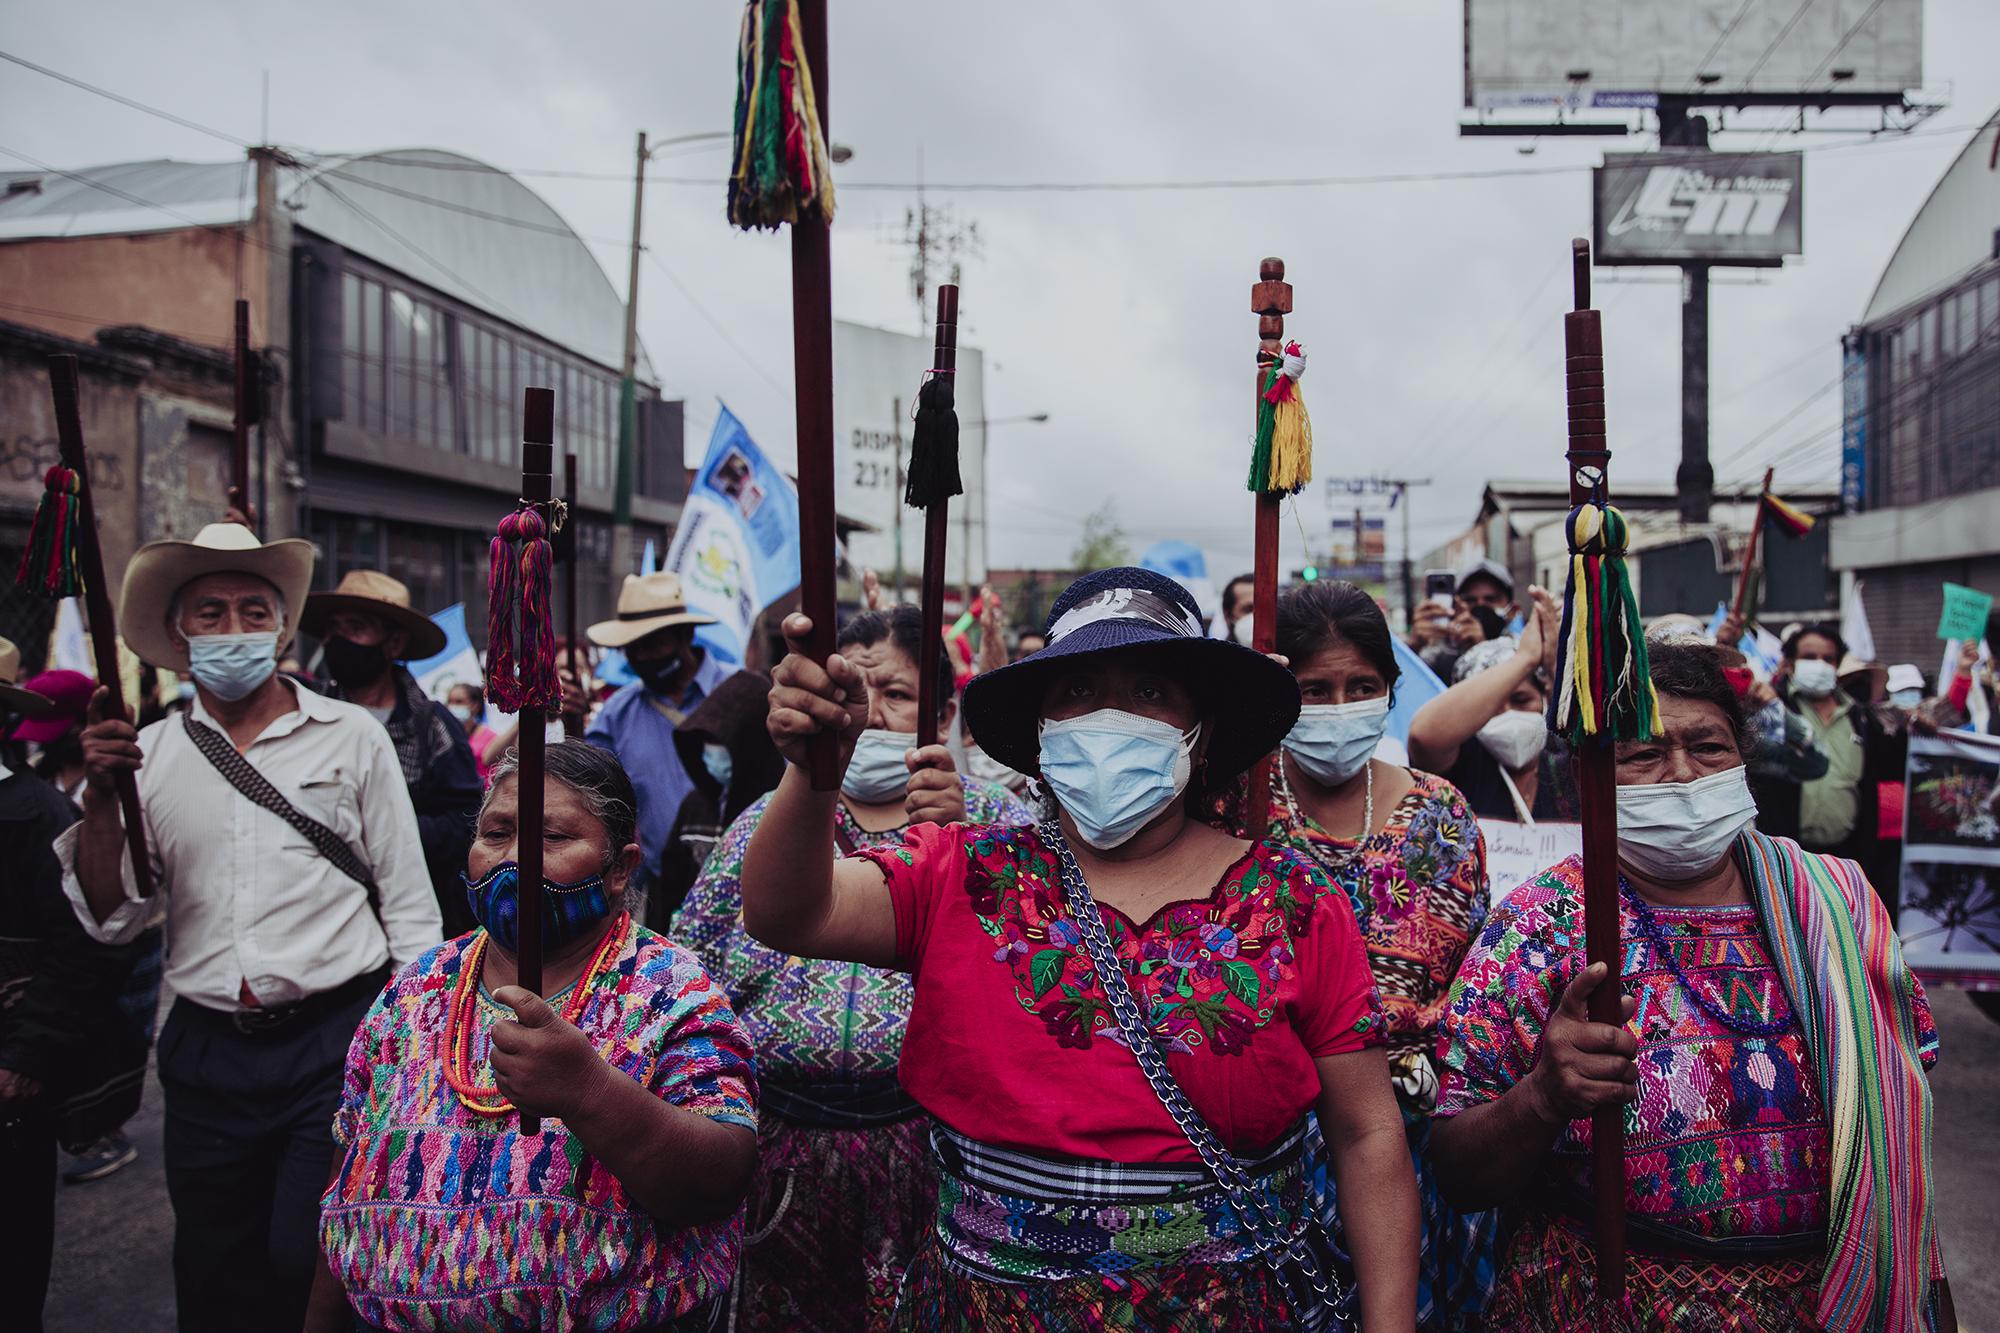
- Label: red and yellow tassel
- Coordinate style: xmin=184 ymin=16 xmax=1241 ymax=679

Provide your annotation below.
xmin=1247 ymin=341 xmax=1313 ymax=495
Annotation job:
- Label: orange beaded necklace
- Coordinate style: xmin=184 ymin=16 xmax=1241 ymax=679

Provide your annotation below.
xmin=442 ymin=912 xmax=631 ymax=1117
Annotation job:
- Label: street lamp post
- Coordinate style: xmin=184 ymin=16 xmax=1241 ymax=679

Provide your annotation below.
xmin=611 ymin=132 xmax=854 ymax=582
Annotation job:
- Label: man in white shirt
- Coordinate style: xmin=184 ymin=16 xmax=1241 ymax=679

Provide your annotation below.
xmin=62 ymin=522 xmax=441 ymax=1333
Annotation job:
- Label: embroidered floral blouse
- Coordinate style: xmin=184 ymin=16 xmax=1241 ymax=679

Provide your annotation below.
xmin=1225 ymin=768 xmax=1488 ymax=1115
xmin=856 ymin=821 xmax=1386 ymax=1164
xmin=673 ymin=776 xmax=1033 ymax=1083
xmin=1436 ymin=857 xmax=1939 ymax=1246
xmin=320 ymin=926 xmax=758 ymax=1332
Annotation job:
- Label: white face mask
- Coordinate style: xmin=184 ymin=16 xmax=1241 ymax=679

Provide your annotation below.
xmin=448 ymin=704 xmax=476 ymax=725
xmin=1477 ymin=708 xmax=1548 ymax=771
xmin=1230 ymin=615 xmax=1255 ymax=647
xmin=1790 ymin=658 xmax=1838 ymax=699
xmin=1285 ymin=698 xmax=1391 ymax=787
xmin=841 ymin=728 xmax=917 ymax=804
xmin=1616 ymin=766 xmax=1759 ymax=883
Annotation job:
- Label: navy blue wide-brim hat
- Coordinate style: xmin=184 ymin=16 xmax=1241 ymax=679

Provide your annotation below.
xmin=963 ymin=566 xmax=1301 ymax=781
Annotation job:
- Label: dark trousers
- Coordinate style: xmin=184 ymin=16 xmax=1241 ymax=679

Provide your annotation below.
xmin=0 ymin=1111 xmax=55 ymax=1332
xmin=157 ymin=988 xmax=374 ymax=1333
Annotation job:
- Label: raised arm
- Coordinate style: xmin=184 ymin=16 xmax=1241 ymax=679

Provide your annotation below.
xmin=1406 ymin=588 xmax=1554 ymax=773
xmin=739 ymin=614 xmax=900 ymax=968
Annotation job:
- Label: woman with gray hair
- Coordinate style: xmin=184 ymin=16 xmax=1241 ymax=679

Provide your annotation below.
xmin=1407 ymin=587 xmax=1577 ymax=827
xmin=307 ymin=740 xmax=759 ymax=1332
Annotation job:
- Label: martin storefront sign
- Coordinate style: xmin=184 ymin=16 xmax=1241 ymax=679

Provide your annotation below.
xmin=1593 ymin=151 xmax=1803 ymax=266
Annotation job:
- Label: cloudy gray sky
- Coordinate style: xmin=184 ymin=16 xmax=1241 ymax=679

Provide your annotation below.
xmin=6 ymin=1 xmax=1998 ymax=582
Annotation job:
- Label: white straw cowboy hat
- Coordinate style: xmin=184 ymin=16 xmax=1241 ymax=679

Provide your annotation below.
xmin=120 ymin=522 xmax=315 ymax=671
xmin=0 ymin=637 xmax=56 ymax=719
xmin=300 ymin=569 xmax=447 ymax=661
xmin=586 ymin=572 xmax=717 ymax=649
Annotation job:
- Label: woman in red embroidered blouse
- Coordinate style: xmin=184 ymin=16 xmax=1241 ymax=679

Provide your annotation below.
xmin=741 ymin=568 xmax=1418 ymax=1332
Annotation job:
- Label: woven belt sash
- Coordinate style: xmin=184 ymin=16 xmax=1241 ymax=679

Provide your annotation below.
xmin=929 ymin=1119 xmax=1316 ymax=1285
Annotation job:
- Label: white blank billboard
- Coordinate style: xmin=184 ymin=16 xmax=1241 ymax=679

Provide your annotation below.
xmin=1465 ymin=0 xmax=1922 ymax=111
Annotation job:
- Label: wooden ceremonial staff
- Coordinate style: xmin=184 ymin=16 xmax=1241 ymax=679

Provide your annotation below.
xmin=231 ymin=298 xmax=257 ymax=533
xmin=516 ymin=386 xmax=556 ymax=1136
xmin=790 ymin=0 xmax=839 ymax=789
xmin=1563 ymin=238 xmax=1627 ymax=1298
xmin=565 ymin=449 xmax=580 ymax=734
xmin=914 ymin=284 xmax=960 ymax=750
xmin=47 ymin=354 xmax=155 ymax=897
xmin=1245 ymin=257 xmax=1292 ymax=840
xmin=1730 ymin=466 xmax=1776 ymax=624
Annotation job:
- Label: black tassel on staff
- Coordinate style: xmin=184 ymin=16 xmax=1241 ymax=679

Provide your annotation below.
xmin=905 ymin=284 xmax=962 ymax=749
xmin=16 ymin=355 xmax=154 ymax=898
xmin=486 ymin=386 xmax=561 ymax=1135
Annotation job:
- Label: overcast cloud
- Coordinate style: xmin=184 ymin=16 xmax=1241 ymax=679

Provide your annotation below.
xmin=6 ymin=2 xmax=1998 ymax=582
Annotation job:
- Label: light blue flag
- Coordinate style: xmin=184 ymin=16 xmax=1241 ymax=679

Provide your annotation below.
xmin=407 ymin=603 xmax=483 ymax=700
xmin=664 ymin=404 xmax=803 ymax=664
xmin=640 ymin=539 xmax=658 ymax=576
xmin=1703 ymin=601 xmax=1729 ymax=640
xmin=1386 ymin=633 xmax=1446 ymax=747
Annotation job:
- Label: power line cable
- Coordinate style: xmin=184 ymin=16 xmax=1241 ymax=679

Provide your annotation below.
xmin=640 ymin=248 xmax=793 ymax=403
xmin=1742 ymin=0 xmax=1820 ymax=88
xmin=0 ymin=48 xmax=252 ymax=148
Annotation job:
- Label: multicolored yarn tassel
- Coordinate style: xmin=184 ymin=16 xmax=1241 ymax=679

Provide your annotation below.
xmin=485 ymin=506 xmax=558 ymax=713
xmin=16 ymin=465 xmax=84 ymax=598
xmin=1246 ymin=341 xmax=1312 ymax=495
xmin=1550 ymin=502 xmax=1658 ymax=744
xmin=727 ymin=0 xmax=836 ymax=231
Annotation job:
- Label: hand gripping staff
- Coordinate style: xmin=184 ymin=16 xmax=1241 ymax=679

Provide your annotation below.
xmin=1551 ymin=239 xmax=1660 ymax=1303
xmin=905 ymin=283 xmax=962 ymax=749
xmin=1244 ymin=258 xmax=1313 ymax=839
xmin=729 ymin=0 xmax=841 ymax=788
xmin=16 ymin=355 xmax=154 ymax=898
xmin=486 ymin=386 xmax=563 ymax=1135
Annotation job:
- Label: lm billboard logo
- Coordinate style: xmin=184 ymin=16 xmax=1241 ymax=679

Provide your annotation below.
xmin=1607 ymin=166 xmax=1794 ymax=239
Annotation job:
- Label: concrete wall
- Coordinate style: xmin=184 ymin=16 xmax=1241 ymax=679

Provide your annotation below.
xmin=0 ymin=346 xmax=145 ymax=596
xmin=0 ymin=228 xmax=267 ymax=355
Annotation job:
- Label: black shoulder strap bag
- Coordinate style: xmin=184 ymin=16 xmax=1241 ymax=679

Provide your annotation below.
xmin=181 ymin=713 xmax=383 ymax=922
xmin=1041 ymin=820 xmax=1355 ymax=1332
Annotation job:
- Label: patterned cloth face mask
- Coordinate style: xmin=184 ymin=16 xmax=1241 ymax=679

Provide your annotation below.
xmin=461 ymin=861 xmax=613 ymax=953
xmin=1037 ymin=709 xmax=1200 ymax=850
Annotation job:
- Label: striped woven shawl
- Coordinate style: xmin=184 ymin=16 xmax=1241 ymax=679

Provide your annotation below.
xmin=1737 ymin=830 xmax=1939 ymax=1333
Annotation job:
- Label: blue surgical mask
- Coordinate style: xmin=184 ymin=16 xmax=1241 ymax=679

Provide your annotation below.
xmin=1285 ymin=698 xmax=1390 ymax=786
xmin=841 ymin=729 xmax=916 ymax=804
xmin=461 ymin=861 xmax=613 ymax=952
xmin=1037 ymin=709 xmax=1199 ymax=850
xmin=1891 ymin=688 xmax=1922 ymax=709
xmin=701 ymin=742 xmax=734 ymax=790
xmin=185 ymin=631 xmax=279 ymax=702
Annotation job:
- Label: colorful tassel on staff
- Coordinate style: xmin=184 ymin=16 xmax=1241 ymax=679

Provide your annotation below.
xmin=1550 ymin=502 xmax=1658 ymax=744
xmin=485 ymin=506 xmax=559 ymax=713
xmin=904 ymin=370 xmax=962 ymax=509
xmin=727 ymin=0 xmax=836 ymax=231
xmin=1761 ymin=491 xmax=1817 ymax=539
xmin=16 ymin=465 xmax=85 ymax=598
xmin=1246 ymin=341 xmax=1312 ymax=495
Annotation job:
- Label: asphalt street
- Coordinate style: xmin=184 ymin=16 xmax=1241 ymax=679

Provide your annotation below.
xmin=43 ymin=987 xmax=2000 ymax=1330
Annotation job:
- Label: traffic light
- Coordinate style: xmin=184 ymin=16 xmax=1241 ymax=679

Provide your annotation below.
xmin=1299 ymin=565 xmax=1319 ymax=583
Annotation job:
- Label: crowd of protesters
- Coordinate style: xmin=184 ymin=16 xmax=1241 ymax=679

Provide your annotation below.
xmin=0 ymin=525 xmax=1982 ymax=1331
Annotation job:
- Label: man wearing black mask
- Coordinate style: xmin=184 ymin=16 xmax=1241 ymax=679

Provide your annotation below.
xmin=586 ymin=572 xmax=737 ymax=912
xmin=301 ymin=571 xmax=482 ymax=934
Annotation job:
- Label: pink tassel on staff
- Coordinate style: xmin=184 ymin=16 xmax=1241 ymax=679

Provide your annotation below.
xmin=485 ymin=506 xmax=558 ymax=713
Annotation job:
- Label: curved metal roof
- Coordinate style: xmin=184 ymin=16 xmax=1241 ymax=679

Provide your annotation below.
xmin=1860 ymin=108 xmax=2000 ymax=327
xmin=0 ymin=149 xmax=649 ymax=378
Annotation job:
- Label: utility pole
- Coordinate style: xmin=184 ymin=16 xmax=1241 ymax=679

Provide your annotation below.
xmin=611 ymin=130 xmax=648 ymax=583
xmin=891 ymin=394 xmax=905 ymax=599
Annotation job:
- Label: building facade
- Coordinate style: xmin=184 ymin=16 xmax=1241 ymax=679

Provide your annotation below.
xmin=0 ymin=147 xmax=682 ymax=656
xmin=1831 ymin=108 xmax=2000 ymax=670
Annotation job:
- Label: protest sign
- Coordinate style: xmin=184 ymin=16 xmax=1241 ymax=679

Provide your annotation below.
xmin=1936 ymin=582 xmax=1993 ymax=644
xmin=1478 ymin=818 xmax=1584 ymax=905
xmin=1899 ymin=729 xmax=2000 ymax=991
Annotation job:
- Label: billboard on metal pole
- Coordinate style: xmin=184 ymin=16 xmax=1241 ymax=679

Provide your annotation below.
xmin=1464 ymin=0 xmax=1922 ymax=112
xmin=1593 ymin=151 xmax=1803 ymax=266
